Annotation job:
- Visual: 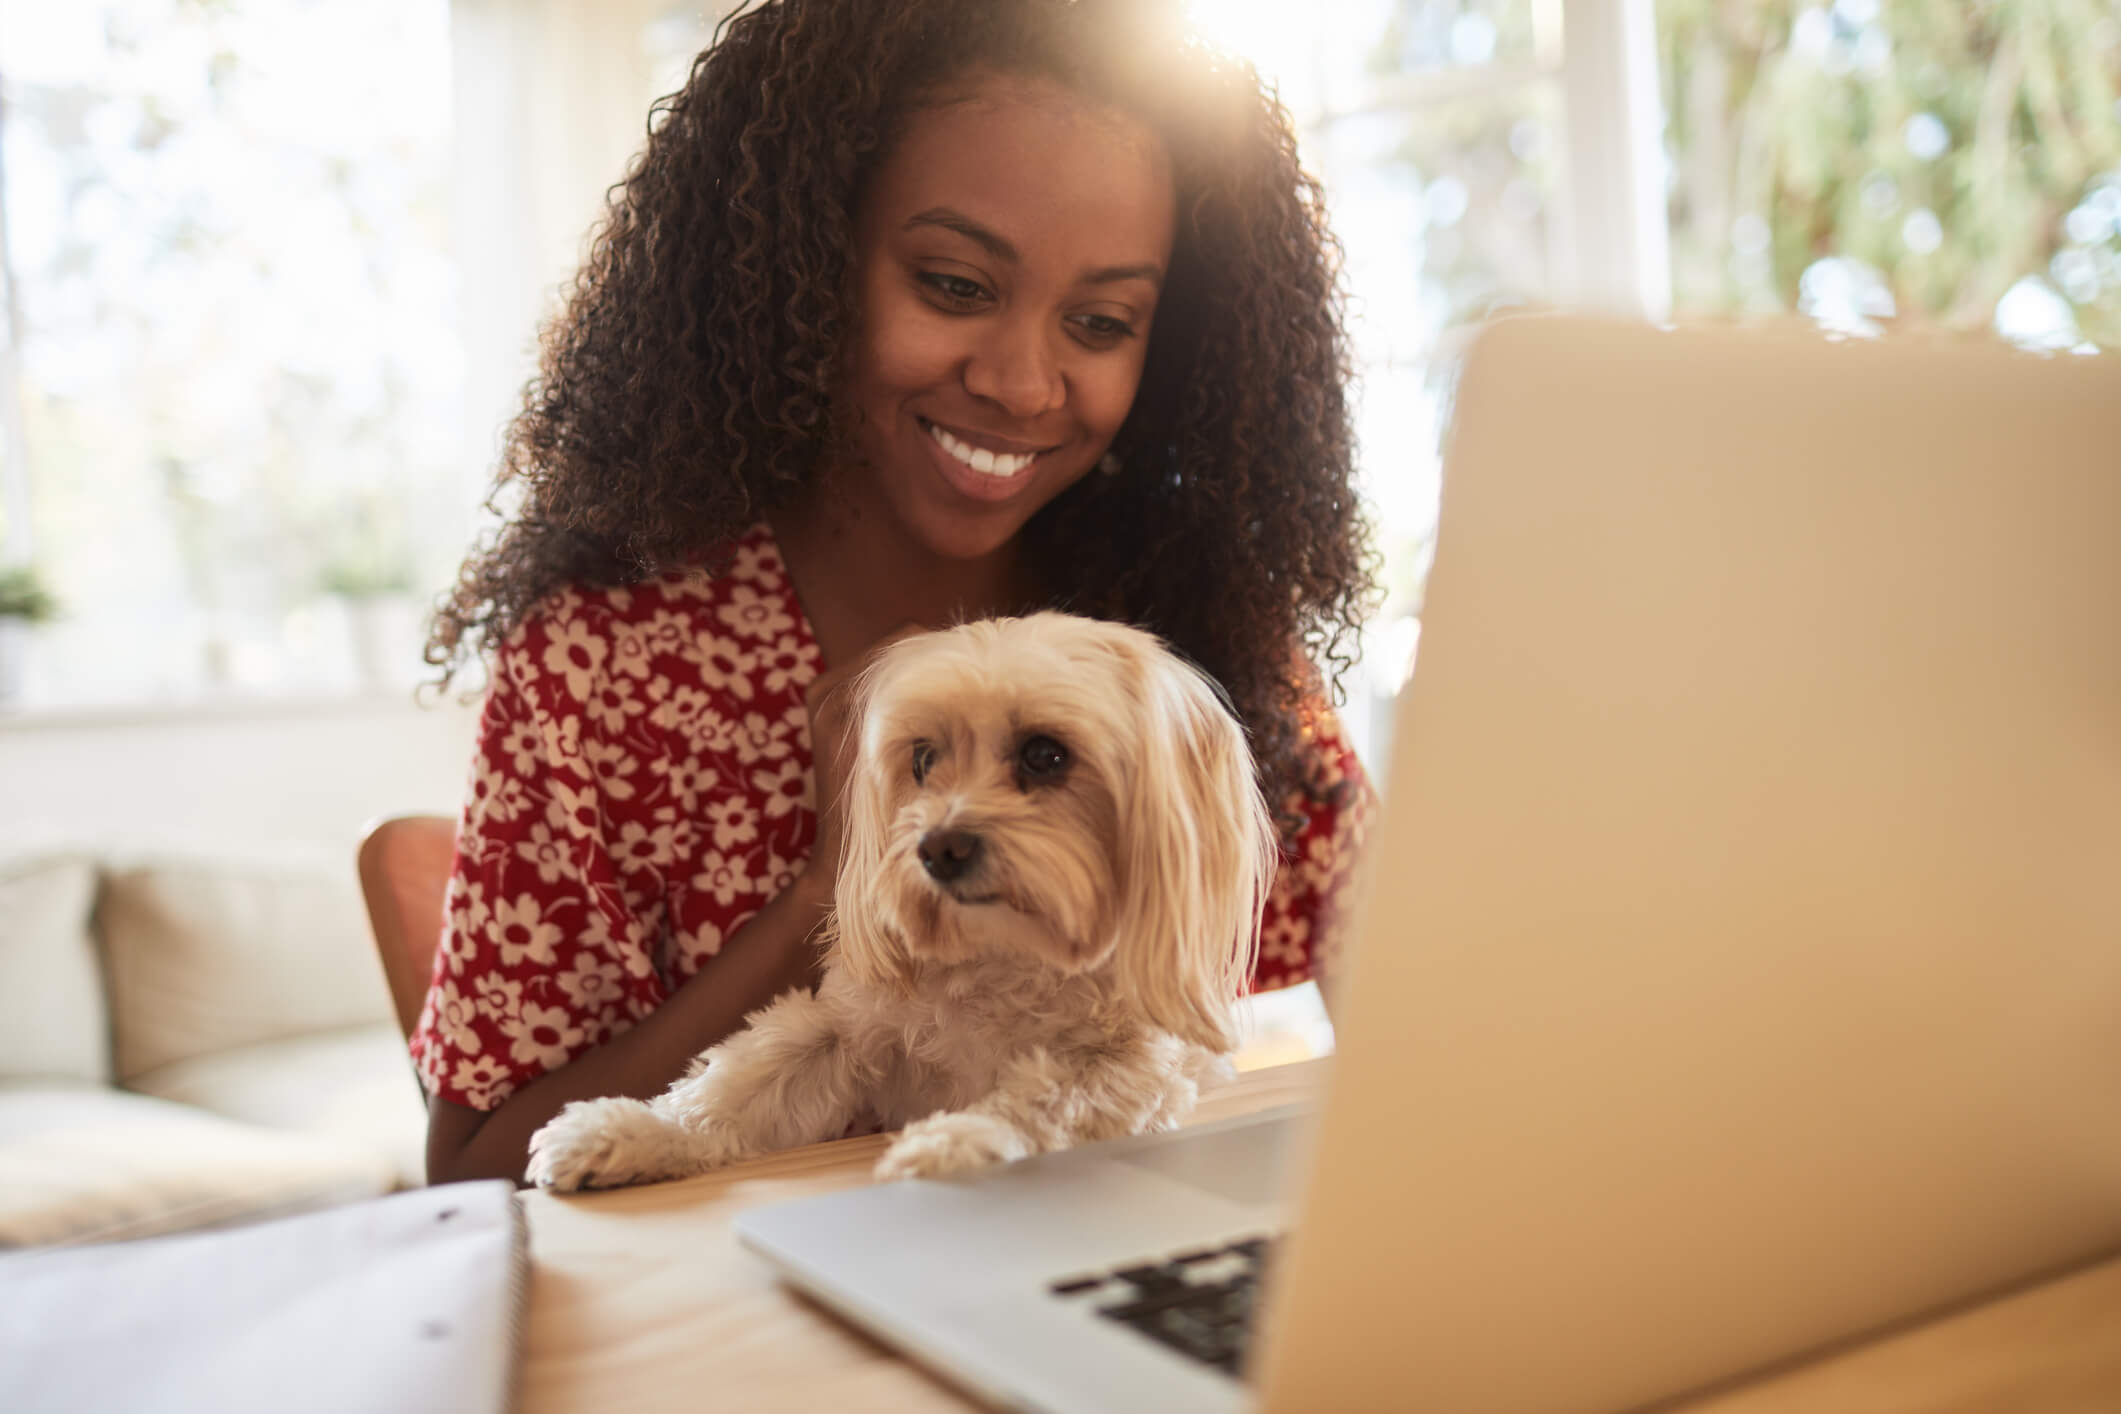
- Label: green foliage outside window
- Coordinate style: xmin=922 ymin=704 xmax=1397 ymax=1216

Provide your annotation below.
xmin=1660 ymin=0 xmax=2121 ymax=346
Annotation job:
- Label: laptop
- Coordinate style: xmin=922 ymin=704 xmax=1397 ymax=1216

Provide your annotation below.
xmin=735 ymin=315 xmax=2121 ymax=1413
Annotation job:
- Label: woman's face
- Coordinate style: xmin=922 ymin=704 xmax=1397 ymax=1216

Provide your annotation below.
xmin=836 ymin=73 xmax=1176 ymax=563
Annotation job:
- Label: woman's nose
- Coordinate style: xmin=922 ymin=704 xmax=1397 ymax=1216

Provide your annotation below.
xmin=963 ymin=317 xmax=1065 ymax=419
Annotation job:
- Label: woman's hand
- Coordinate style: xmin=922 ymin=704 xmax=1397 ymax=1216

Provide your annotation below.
xmin=802 ymin=623 xmax=928 ymax=896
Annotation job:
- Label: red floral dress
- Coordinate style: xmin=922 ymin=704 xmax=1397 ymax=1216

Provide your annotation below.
xmin=409 ymin=527 xmax=1374 ymax=1110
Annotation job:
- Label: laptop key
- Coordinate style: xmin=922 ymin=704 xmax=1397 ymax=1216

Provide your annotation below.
xmin=1095 ymin=1284 xmax=1212 ymax=1321
xmin=1112 ymin=1263 xmax=1190 ymax=1291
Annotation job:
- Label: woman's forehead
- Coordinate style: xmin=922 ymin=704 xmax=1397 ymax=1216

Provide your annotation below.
xmin=862 ymin=74 xmax=1175 ymax=271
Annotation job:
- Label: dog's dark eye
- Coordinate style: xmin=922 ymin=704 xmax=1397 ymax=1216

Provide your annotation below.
xmin=911 ymin=740 xmax=937 ymax=784
xmin=1018 ymin=735 xmax=1069 ymax=781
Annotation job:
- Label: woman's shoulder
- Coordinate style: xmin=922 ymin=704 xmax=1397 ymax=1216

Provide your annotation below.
xmin=491 ymin=524 xmax=818 ymax=704
xmin=518 ymin=525 xmax=791 ymax=629
xmin=1294 ymin=696 xmax=1366 ymax=795
xmin=498 ymin=524 xmax=803 ymax=649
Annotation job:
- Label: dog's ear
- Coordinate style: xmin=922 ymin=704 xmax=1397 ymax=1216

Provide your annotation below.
xmin=823 ymin=657 xmax=922 ymax=997
xmin=1109 ymin=637 xmax=1278 ymax=1052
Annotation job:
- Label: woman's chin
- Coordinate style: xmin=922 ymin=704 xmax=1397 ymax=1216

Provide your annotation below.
xmin=898 ymin=497 xmax=1039 ymax=563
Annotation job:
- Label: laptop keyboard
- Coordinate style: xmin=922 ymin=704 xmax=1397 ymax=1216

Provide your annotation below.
xmin=1046 ymin=1235 xmax=1276 ymax=1378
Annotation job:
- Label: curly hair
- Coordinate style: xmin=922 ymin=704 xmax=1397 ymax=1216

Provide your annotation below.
xmin=428 ymin=0 xmax=1378 ymax=826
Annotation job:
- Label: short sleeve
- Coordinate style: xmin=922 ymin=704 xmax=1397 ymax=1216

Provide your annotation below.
xmin=1251 ymin=704 xmax=1377 ymax=993
xmin=408 ymin=593 xmax=670 ymax=1111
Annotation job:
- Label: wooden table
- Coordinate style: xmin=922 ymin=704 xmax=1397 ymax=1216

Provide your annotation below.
xmin=515 ymin=1061 xmax=2121 ymax=1413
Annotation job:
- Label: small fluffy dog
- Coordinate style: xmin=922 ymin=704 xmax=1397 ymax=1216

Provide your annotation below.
xmin=526 ymin=612 xmax=1276 ymax=1191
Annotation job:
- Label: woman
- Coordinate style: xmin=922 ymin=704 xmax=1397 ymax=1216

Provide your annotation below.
xmin=413 ymin=0 xmax=1378 ymax=1184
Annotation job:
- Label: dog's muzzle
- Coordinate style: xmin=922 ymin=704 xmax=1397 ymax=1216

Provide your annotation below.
xmin=917 ymin=828 xmax=983 ymax=884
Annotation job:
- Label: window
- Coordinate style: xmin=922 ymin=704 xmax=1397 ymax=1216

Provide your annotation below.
xmin=1659 ymin=0 xmax=2121 ymax=349
xmin=1186 ymin=0 xmax=1664 ymax=767
xmin=0 ymin=0 xmax=462 ymax=707
xmin=0 ymin=0 xmax=735 ymax=713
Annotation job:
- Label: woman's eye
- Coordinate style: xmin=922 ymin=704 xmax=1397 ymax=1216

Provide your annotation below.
xmin=1018 ymin=735 xmax=1069 ymax=780
xmin=911 ymin=741 xmax=937 ymax=784
xmin=1073 ymin=313 xmax=1135 ymax=343
xmin=920 ymin=273 xmax=988 ymax=306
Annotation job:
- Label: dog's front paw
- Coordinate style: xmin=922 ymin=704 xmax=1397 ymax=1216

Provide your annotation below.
xmin=874 ymin=1111 xmax=1030 ymax=1182
xmin=527 ymin=1097 xmax=706 ymax=1192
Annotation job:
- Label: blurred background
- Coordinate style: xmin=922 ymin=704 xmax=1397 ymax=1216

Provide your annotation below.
xmin=0 ymin=0 xmax=2116 ymax=851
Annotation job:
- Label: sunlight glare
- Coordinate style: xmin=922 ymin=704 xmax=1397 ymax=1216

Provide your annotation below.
xmin=1186 ymin=0 xmax=1305 ymax=92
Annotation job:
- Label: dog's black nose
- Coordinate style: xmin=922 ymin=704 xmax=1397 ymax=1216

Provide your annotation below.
xmin=917 ymin=828 xmax=983 ymax=883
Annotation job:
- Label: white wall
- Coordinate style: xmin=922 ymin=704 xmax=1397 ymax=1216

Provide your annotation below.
xmin=0 ymin=695 xmax=480 ymax=861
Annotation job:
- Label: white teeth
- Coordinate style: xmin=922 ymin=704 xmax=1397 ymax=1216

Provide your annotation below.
xmin=927 ymin=421 xmax=1036 ymax=477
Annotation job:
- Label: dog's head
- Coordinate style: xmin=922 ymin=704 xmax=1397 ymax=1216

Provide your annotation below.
xmin=828 ymin=613 xmax=1276 ymax=1052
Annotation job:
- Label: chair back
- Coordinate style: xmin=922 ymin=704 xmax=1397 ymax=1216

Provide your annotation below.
xmin=357 ymin=814 xmax=456 ymax=1040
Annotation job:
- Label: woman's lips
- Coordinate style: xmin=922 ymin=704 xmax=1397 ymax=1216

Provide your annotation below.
xmin=918 ymin=418 xmax=1051 ymax=503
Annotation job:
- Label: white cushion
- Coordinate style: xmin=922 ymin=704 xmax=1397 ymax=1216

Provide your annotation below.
xmin=126 ymin=1024 xmax=428 ymax=1189
xmin=98 ymin=857 xmax=396 ymax=1081
xmin=0 ymin=857 xmax=108 ymax=1085
xmin=0 ymin=1082 xmax=396 ymax=1249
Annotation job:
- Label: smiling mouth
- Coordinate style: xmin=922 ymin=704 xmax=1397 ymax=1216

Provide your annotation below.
xmin=921 ymin=419 xmax=1048 ymax=478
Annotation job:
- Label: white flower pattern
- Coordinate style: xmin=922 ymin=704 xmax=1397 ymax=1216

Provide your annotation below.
xmin=715 ymin=582 xmax=795 ymax=642
xmin=541 ymin=617 xmax=609 ymax=701
xmin=513 ymin=823 xmax=570 ymax=885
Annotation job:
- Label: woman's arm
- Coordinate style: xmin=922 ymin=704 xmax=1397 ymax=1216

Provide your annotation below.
xmin=422 ymin=619 xmax=896 ymax=1187
xmin=1253 ymin=700 xmax=1376 ymax=1010
xmin=425 ymin=869 xmax=830 ymax=1185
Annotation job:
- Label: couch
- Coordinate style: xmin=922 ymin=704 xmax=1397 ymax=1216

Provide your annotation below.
xmin=0 ymin=852 xmax=428 ymax=1249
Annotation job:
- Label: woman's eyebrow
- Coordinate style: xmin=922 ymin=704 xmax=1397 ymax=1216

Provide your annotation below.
xmin=905 ymin=206 xmax=1164 ymax=290
xmin=907 ymin=207 xmax=1018 ymax=263
xmin=1080 ymin=261 xmax=1163 ymax=290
